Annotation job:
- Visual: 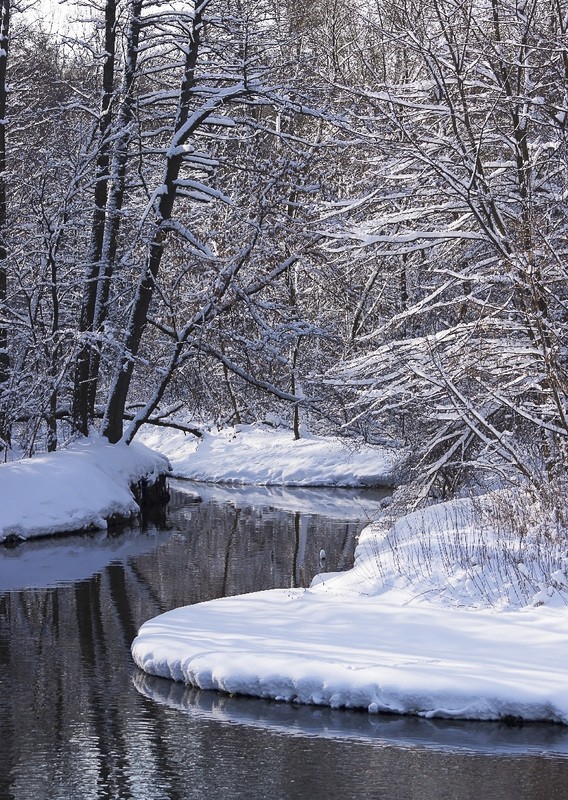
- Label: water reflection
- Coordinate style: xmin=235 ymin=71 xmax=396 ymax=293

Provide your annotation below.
xmin=0 ymin=526 xmax=172 ymax=591
xmin=135 ymin=672 xmax=568 ymax=758
xmin=1 ymin=481 xmax=567 ymax=800
xmin=173 ymin=480 xmax=389 ymax=520
xmin=160 ymin=480 xmax=385 ymax=600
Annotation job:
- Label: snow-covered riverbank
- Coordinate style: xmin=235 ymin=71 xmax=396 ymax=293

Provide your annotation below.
xmin=130 ymin=426 xmax=568 ymax=726
xmin=132 ymin=492 xmax=568 ymax=726
xmin=139 ymin=424 xmax=400 ymax=486
xmin=131 ymin=583 xmax=568 ymax=724
xmin=0 ymin=438 xmax=169 ymax=542
xmin=0 ymin=424 xmax=397 ymax=544
xmin=1 ymin=427 xmax=566 ymax=726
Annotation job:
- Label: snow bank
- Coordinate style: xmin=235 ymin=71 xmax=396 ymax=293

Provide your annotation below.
xmin=131 ymin=586 xmax=568 ymax=725
xmin=0 ymin=438 xmax=170 ymax=542
xmin=132 ymin=491 xmax=568 ymax=725
xmin=343 ymin=493 xmax=568 ymax=610
xmin=139 ymin=424 xmax=400 ymax=486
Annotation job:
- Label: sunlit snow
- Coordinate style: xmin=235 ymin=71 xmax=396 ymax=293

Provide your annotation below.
xmin=131 ymin=586 xmax=568 ymax=724
xmin=130 ymin=427 xmax=568 ymax=726
xmin=0 ymin=438 xmax=169 ymax=542
xmin=139 ymin=423 xmax=400 ymax=486
xmin=1 ymin=429 xmax=566 ymax=726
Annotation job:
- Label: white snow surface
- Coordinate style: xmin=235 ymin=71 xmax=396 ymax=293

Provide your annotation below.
xmin=131 ymin=584 xmax=568 ymax=724
xmin=139 ymin=423 xmax=400 ymax=486
xmin=132 ymin=489 xmax=568 ymax=726
xmin=0 ymin=438 xmax=169 ymax=542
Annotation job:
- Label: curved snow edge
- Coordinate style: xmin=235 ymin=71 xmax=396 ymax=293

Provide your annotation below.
xmin=131 ymin=588 xmax=568 ymax=726
xmin=0 ymin=439 xmax=171 ymax=542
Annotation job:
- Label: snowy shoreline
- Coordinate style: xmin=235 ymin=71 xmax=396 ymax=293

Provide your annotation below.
xmin=131 ymin=586 xmax=568 ymax=725
xmin=0 ymin=438 xmax=170 ymax=543
xmin=138 ymin=424 xmax=401 ymax=487
xmin=131 ymin=426 xmax=568 ymax=727
xmin=1 ymin=426 xmax=567 ymax=727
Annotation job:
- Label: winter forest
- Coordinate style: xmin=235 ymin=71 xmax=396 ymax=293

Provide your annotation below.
xmin=1 ymin=0 xmax=568 ymax=507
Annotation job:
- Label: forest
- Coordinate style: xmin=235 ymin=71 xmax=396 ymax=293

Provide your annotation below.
xmin=1 ymin=0 xmax=567 ymax=506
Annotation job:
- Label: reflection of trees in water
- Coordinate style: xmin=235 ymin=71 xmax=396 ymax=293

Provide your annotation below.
xmin=130 ymin=500 xmax=360 ymax=608
xmin=1 ymin=573 xmax=184 ymax=799
xmin=0 ymin=499 xmax=360 ymax=798
xmin=1 ymin=494 xmax=567 ymax=798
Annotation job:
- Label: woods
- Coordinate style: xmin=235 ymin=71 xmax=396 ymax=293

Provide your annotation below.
xmin=331 ymin=0 xmax=568 ymax=498
xmin=0 ymin=0 xmax=567 ymax=501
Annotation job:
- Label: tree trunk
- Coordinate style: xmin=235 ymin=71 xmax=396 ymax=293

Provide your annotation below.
xmin=87 ymin=0 xmax=143 ymax=419
xmin=0 ymin=0 xmax=9 ymax=454
xmin=102 ymin=4 xmax=206 ymax=442
xmin=72 ymin=0 xmax=117 ymax=437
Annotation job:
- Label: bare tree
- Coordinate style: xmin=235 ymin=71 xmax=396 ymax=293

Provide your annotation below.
xmin=330 ymin=0 xmax=568 ymax=493
xmin=72 ymin=0 xmax=147 ymax=436
xmin=72 ymin=0 xmax=118 ymax=437
xmin=0 ymin=0 xmax=9 ymax=456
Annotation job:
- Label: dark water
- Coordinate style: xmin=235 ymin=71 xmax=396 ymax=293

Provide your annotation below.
xmin=1 ymin=480 xmax=567 ymax=800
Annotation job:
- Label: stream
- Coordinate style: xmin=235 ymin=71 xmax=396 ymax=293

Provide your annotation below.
xmin=1 ymin=479 xmax=567 ymax=800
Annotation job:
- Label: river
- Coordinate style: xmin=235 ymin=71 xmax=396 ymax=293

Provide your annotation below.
xmin=1 ymin=480 xmax=567 ymax=799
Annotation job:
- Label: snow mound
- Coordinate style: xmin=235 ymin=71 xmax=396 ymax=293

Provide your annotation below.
xmin=131 ymin=587 xmax=568 ymax=725
xmin=139 ymin=424 xmax=400 ymax=486
xmin=0 ymin=438 xmax=170 ymax=542
xmin=340 ymin=494 xmax=568 ymax=610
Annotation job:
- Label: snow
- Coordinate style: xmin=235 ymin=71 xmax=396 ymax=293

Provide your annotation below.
xmin=2 ymin=426 xmax=567 ymax=728
xmin=335 ymin=494 xmax=568 ymax=610
xmin=132 ymin=483 xmax=568 ymax=726
xmin=139 ymin=423 xmax=400 ymax=486
xmin=131 ymin=584 xmax=568 ymax=725
xmin=0 ymin=438 xmax=170 ymax=542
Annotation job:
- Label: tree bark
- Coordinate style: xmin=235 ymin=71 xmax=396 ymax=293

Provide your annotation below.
xmin=87 ymin=0 xmax=143 ymax=417
xmin=102 ymin=0 xmax=221 ymax=442
xmin=0 ymin=0 xmax=9 ymax=454
xmin=72 ymin=0 xmax=117 ymax=437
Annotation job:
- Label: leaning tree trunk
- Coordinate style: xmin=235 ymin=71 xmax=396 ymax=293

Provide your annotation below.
xmin=101 ymin=4 xmax=206 ymax=443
